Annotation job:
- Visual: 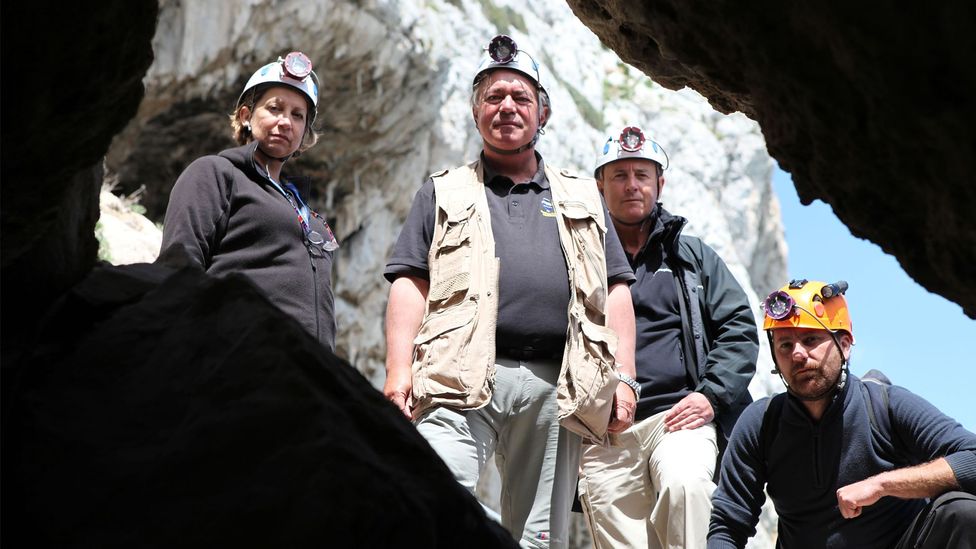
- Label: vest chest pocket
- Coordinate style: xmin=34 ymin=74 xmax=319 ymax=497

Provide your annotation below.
xmin=558 ymin=200 xmax=608 ymax=314
xmin=429 ymin=204 xmax=476 ymax=304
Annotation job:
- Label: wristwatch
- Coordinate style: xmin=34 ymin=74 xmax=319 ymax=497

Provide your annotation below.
xmin=615 ymin=366 xmax=641 ymax=399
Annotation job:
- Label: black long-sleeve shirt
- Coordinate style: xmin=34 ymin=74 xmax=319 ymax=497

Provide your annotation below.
xmin=709 ymin=375 xmax=976 ymax=548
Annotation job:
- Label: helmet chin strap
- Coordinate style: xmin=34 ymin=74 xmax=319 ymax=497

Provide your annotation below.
xmin=483 ymin=131 xmax=540 ymax=155
xmin=779 ymin=367 xmax=848 ymax=402
xmin=244 ymin=122 xmax=302 ymax=163
xmin=254 ymin=141 xmax=292 ymax=163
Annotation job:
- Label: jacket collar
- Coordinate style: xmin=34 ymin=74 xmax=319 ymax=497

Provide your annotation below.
xmin=633 ymin=205 xmax=688 ymax=263
xmin=220 ymin=141 xmax=312 ymax=197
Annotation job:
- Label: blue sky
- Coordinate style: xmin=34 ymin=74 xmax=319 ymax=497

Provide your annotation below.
xmin=773 ymin=167 xmax=976 ymax=430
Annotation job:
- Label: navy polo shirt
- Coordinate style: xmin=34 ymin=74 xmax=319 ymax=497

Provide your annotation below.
xmin=385 ymin=153 xmax=633 ymax=351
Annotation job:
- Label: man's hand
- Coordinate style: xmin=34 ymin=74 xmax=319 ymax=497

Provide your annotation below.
xmin=664 ymin=392 xmax=715 ymax=432
xmin=835 ymin=457 xmax=959 ymax=519
xmin=383 ymin=370 xmax=414 ymax=420
xmin=608 ymin=383 xmax=636 ymax=433
xmin=606 ymin=281 xmax=636 ymax=436
xmin=384 ymin=275 xmax=428 ymax=422
xmin=836 ymin=477 xmax=884 ymax=519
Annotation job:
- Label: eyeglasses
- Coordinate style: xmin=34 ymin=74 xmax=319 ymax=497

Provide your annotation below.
xmin=304 ymin=210 xmax=339 ymax=252
xmin=281 ymin=181 xmax=339 ymax=253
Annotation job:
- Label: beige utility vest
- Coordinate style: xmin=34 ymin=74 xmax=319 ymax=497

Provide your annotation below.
xmin=410 ymin=158 xmax=619 ymax=443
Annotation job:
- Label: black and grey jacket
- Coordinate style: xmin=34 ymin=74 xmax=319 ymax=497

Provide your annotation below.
xmin=636 ymin=206 xmax=758 ymax=439
xmin=159 ymin=141 xmax=336 ymax=349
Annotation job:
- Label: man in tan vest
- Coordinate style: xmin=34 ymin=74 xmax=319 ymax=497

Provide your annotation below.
xmin=382 ymin=35 xmax=638 ymax=548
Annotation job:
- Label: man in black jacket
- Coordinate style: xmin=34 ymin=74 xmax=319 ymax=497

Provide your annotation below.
xmin=578 ymin=125 xmax=759 ymax=549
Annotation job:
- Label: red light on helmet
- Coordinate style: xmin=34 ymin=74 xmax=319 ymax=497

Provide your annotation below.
xmin=619 ymin=126 xmax=646 ymax=152
xmin=282 ymin=51 xmax=313 ymax=80
xmin=488 ymin=35 xmax=518 ymax=64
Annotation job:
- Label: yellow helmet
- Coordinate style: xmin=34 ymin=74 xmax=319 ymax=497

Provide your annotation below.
xmin=762 ymin=279 xmax=853 ymax=340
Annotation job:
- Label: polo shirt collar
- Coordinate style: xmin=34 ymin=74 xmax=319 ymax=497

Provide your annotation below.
xmin=480 ymin=152 xmax=549 ymax=189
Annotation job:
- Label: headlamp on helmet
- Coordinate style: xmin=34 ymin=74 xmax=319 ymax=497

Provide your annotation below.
xmin=488 ymin=35 xmax=517 ymax=64
xmin=619 ymin=126 xmax=645 ymax=152
xmin=282 ymin=51 xmax=313 ymax=80
xmin=763 ymin=290 xmax=796 ymax=321
xmin=473 ymin=35 xmax=545 ymax=95
xmin=594 ymin=124 xmax=669 ymax=177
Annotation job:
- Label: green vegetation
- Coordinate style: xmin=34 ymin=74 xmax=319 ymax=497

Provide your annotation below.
xmin=565 ymin=85 xmax=604 ymax=130
xmin=477 ymin=0 xmax=526 ymax=34
xmin=539 ymin=51 xmax=604 ymax=131
xmin=95 ymin=220 xmax=113 ymax=264
xmin=602 ymin=61 xmax=641 ymax=103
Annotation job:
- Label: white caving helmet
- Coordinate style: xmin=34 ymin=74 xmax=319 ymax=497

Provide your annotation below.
xmin=473 ymin=34 xmax=546 ymax=98
xmin=594 ymin=125 xmax=669 ymax=178
xmin=237 ymin=51 xmax=320 ymax=124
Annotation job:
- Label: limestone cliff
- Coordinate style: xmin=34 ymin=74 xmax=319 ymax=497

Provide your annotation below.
xmin=106 ymin=0 xmax=786 ymax=400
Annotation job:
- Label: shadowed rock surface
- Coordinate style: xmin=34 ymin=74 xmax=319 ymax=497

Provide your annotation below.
xmin=1 ymin=1 xmax=158 ymax=361
xmin=1 ymin=2 xmax=514 ymax=547
xmin=4 ymin=264 xmax=516 ymax=548
xmin=567 ymin=0 xmax=976 ymax=318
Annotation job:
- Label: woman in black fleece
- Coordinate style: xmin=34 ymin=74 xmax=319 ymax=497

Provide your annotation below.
xmin=159 ymin=52 xmax=338 ymax=349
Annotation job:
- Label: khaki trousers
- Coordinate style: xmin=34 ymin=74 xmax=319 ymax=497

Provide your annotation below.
xmin=416 ymin=356 xmax=581 ymax=549
xmin=579 ymin=410 xmax=717 ymax=549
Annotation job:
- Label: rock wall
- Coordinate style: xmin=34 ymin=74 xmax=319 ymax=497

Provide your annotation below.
xmin=567 ymin=0 xmax=976 ymax=319
xmin=105 ymin=0 xmax=786 ymax=399
xmin=0 ymin=0 xmax=158 ymax=364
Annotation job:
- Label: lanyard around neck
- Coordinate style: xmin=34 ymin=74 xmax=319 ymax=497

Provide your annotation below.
xmin=262 ymin=165 xmax=339 ymax=252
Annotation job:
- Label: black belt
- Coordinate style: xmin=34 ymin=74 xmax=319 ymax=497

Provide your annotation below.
xmin=497 ymin=346 xmax=562 ymax=361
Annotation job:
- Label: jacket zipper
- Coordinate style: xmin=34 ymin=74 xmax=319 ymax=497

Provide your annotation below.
xmin=310 ymin=250 xmax=320 ymax=340
xmin=812 ymin=428 xmax=822 ymax=488
xmin=260 ymin=167 xmax=323 ymax=342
